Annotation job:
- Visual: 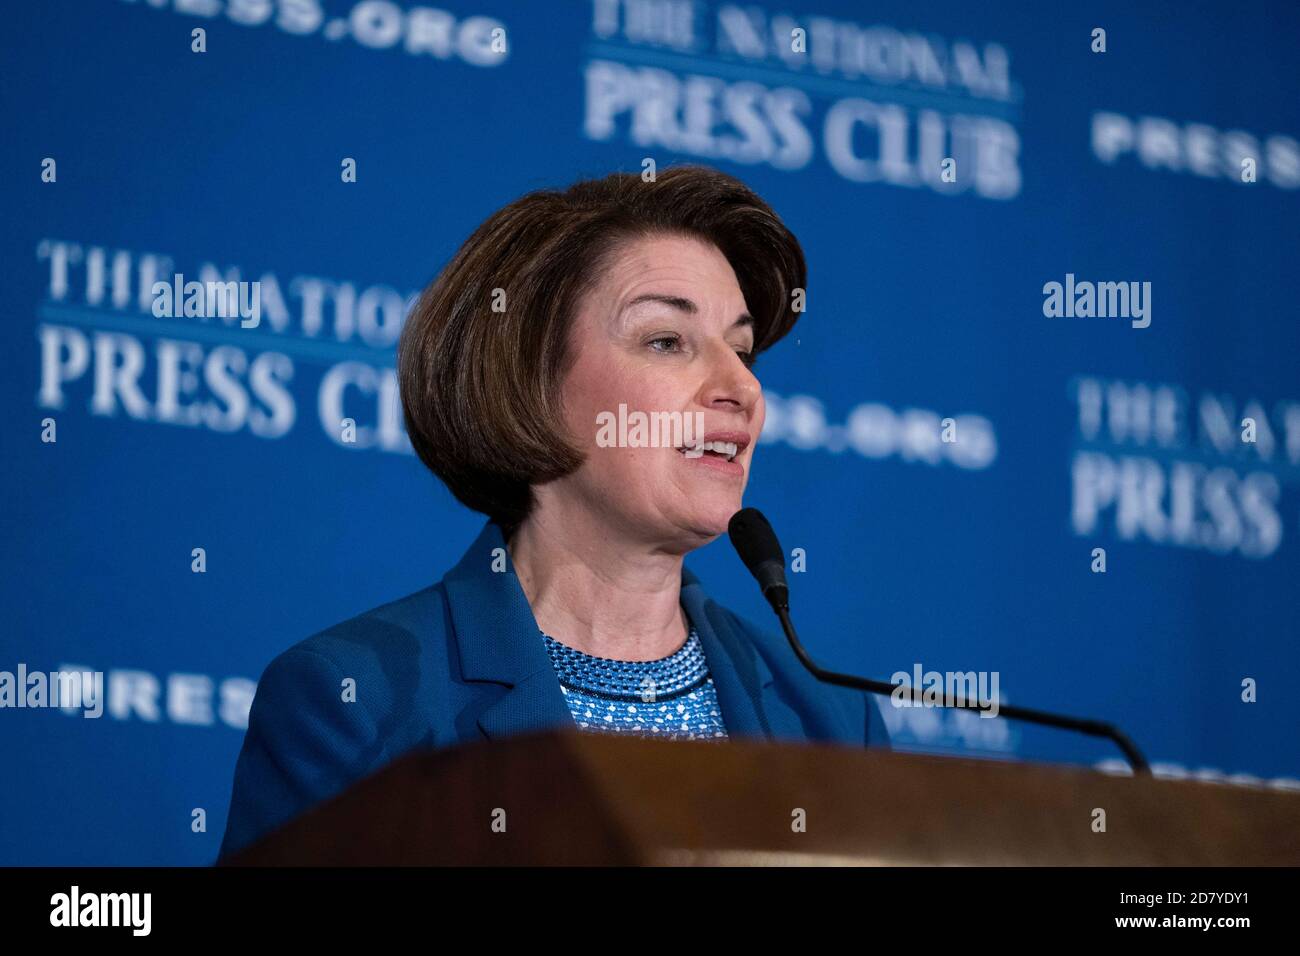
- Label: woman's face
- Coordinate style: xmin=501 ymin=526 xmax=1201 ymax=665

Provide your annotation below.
xmin=545 ymin=232 xmax=765 ymax=550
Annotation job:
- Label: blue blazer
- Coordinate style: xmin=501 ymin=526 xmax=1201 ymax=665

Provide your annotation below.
xmin=217 ymin=519 xmax=890 ymax=861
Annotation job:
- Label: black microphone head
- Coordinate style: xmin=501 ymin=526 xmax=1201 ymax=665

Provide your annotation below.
xmin=728 ymin=508 xmax=781 ymax=570
xmin=728 ymin=508 xmax=790 ymax=610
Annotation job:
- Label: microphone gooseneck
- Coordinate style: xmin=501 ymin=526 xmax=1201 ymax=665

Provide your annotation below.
xmin=727 ymin=507 xmax=1150 ymax=774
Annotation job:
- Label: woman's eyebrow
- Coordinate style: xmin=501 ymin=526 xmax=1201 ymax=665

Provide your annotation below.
xmin=623 ymin=294 xmax=755 ymax=331
xmin=624 ymin=293 xmax=697 ymax=313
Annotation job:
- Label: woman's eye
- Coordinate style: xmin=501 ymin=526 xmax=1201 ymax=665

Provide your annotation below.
xmin=646 ymin=336 xmax=754 ymax=367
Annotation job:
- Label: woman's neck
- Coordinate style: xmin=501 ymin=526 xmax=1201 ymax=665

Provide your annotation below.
xmin=507 ymin=505 xmax=690 ymax=661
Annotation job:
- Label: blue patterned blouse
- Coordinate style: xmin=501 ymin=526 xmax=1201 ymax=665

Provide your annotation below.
xmin=541 ymin=623 xmax=729 ymax=740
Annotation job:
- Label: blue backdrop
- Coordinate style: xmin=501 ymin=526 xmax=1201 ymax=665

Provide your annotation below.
xmin=3 ymin=0 xmax=1298 ymax=865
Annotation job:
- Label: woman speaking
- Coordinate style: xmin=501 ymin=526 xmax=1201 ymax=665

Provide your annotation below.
xmin=218 ymin=164 xmax=889 ymax=861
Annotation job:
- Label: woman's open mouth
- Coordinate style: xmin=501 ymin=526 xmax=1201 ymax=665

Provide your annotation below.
xmin=674 ymin=432 xmax=749 ymax=477
xmin=679 ymin=440 xmax=739 ymax=462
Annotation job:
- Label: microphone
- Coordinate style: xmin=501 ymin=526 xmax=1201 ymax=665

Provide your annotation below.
xmin=728 ymin=507 xmax=1150 ymax=774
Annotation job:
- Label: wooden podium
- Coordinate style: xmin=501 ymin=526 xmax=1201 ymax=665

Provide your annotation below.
xmin=222 ymin=730 xmax=1300 ymax=866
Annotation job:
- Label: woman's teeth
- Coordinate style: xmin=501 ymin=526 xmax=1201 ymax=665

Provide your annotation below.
xmin=681 ymin=441 xmax=738 ymax=461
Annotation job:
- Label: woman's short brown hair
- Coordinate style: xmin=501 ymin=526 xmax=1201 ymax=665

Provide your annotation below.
xmin=397 ymin=163 xmax=807 ymax=529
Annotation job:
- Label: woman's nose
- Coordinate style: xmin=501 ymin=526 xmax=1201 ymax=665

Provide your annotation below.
xmin=701 ymin=343 xmax=761 ymax=412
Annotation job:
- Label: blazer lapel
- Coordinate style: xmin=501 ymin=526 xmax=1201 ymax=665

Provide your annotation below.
xmin=442 ymin=520 xmax=575 ymax=741
xmin=680 ymin=568 xmax=783 ymax=741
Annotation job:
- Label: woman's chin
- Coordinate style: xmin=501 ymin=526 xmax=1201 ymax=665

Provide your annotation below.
xmin=676 ymin=498 xmax=745 ymax=541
